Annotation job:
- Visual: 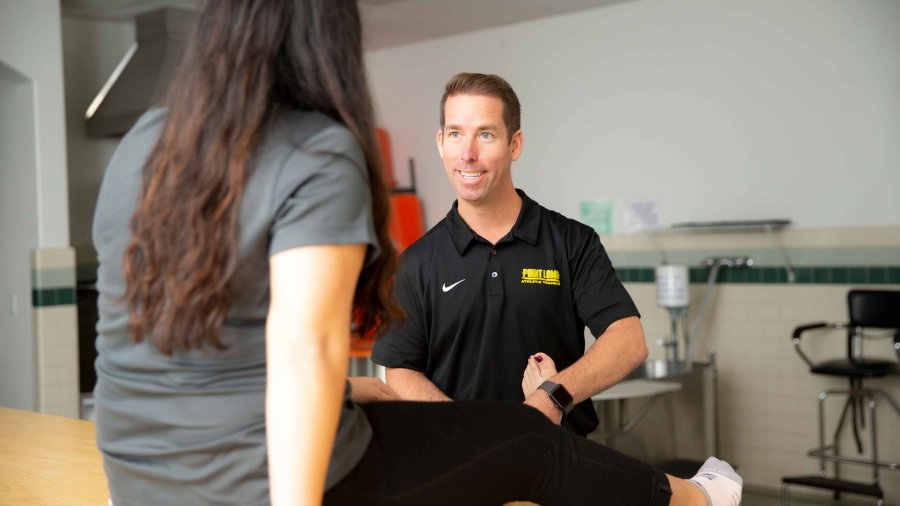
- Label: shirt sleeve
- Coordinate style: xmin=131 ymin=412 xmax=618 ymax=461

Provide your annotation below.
xmin=571 ymin=230 xmax=641 ymax=338
xmin=370 ymin=258 xmax=428 ymax=371
xmin=268 ymin=144 xmax=377 ymax=258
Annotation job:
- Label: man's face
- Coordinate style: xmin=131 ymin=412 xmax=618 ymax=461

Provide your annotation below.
xmin=437 ymin=94 xmax=522 ymax=207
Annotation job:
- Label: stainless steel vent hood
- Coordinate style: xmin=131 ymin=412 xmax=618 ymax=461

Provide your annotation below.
xmin=85 ymin=7 xmax=196 ymax=137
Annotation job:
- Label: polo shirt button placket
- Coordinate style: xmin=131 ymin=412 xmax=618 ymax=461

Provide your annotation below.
xmin=489 ymin=247 xmax=502 ymax=297
xmin=489 ymin=269 xmax=502 ymax=297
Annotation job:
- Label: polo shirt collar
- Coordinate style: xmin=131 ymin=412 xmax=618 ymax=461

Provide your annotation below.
xmin=445 ymin=189 xmax=542 ymax=255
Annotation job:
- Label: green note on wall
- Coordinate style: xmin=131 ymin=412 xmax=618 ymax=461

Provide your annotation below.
xmin=580 ymin=200 xmax=614 ymax=235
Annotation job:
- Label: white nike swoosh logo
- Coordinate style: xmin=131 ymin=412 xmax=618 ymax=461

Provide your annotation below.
xmin=442 ymin=279 xmax=466 ymax=292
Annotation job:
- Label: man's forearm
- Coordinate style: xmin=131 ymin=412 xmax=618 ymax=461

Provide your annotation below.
xmin=551 ymin=316 xmax=647 ymax=404
xmin=384 ymin=368 xmax=453 ymax=401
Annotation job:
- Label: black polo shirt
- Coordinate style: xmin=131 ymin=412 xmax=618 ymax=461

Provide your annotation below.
xmin=372 ymin=190 xmax=639 ymax=435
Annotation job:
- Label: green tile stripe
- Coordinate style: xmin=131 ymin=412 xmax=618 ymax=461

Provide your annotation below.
xmin=31 ymin=263 xmax=77 ymax=307
xmin=616 ymin=266 xmax=900 ymax=284
xmin=608 ymin=246 xmax=900 ymax=269
xmin=32 ymin=287 xmax=76 ymax=307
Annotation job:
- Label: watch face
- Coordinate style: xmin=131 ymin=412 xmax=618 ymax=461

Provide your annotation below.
xmin=551 ymin=384 xmax=573 ymax=410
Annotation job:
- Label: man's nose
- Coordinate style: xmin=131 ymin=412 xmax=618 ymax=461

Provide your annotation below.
xmin=460 ymin=138 xmax=478 ymax=162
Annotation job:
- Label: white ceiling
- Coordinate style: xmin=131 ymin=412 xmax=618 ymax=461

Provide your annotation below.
xmin=60 ymin=0 xmax=631 ymax=50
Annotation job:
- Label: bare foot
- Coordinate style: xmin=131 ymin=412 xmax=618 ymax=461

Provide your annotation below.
xmin=521 ymin=352 xmax=557 ymax=398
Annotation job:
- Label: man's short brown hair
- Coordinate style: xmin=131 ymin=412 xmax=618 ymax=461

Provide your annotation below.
xmin=440 ymin=72 xmax=521 ymax=142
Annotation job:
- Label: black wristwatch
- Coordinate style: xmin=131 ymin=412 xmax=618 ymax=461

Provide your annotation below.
xmin=537 ymin=380 xmax=574 ymax=414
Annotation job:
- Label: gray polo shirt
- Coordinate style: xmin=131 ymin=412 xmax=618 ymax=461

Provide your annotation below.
xmin=93 ymin=108 xmax=375 ymax=505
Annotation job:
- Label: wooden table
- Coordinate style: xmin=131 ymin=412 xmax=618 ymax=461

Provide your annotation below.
xmin=0 ymin=407 xmax=109 ymax=505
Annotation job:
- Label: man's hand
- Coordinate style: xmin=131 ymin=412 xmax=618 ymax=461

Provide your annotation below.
xmin=521 ymin=352 xmax=557 ymax=398
xmin=348 ymin=377 xmax=401 ymax=403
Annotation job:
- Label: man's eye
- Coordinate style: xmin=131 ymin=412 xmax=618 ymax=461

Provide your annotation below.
xmin=480 ymin=132 xmax=493 ymax=140
xmin=448 ymin=131 xmax=460 ymax=138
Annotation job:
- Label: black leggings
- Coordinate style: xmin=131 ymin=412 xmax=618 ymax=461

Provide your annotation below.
xmin=324 ymin=401 xmax=672 ymax=506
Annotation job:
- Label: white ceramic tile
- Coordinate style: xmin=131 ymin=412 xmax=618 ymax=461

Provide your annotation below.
xmin=32 ymin=305 xmax=79 ymax=418
xmin=31 ymin=246 xmax=76 ymax=270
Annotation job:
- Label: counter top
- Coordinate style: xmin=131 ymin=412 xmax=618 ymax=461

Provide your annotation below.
xmin=0 ymin=407 xmax=108 ymax=505
xmin=591 ymin=379 xmax=682 ymax=401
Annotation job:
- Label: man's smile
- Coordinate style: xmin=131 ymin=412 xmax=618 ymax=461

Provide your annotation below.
xmin=458 ymin=169 xmax=484 ymax=180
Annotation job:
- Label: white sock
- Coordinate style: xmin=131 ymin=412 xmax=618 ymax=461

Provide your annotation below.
xmin=688 ymin=457 xmax=742 ymax=506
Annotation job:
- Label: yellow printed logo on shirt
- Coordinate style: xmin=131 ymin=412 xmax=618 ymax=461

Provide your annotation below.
xmin=521 ymin=268 xmax=561 ymax=286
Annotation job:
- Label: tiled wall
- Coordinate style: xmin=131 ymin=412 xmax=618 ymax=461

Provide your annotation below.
xmin=618 ymin=266 xmax=900 ymax=285
xmin=605 ymin=225 xmax=900 ymax=500
xmin=31 ymin=247 xmax=79 ymax=417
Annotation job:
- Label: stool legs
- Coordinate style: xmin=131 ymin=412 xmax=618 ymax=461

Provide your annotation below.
xmin=801 ymin=387 xmax=896 ymax=504
xmin=852 ymin=378 xmax=864 ymax=454
xmin=869 ymin=397 xmax=878 ymax=485
xmin=819 ymin=389 xmax=852 ymax=477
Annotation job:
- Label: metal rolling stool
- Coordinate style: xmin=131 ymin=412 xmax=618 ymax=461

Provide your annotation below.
xmin=782 ymin=289 xmax=900 ymax=505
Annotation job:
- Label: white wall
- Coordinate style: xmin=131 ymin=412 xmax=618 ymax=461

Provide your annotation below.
xmin=365 ymin=0 xmax=900 ymax=231
xmin=0 ymin=0 xmax=71 ymax=246
xmin=0 ymin=0 xmax=71 ymax=410
xmin=0 ymin=63 xmax=38 ymax=410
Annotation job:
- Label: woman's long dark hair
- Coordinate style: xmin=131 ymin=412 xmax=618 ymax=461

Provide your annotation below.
xmin=123 ymin=0 xmax=400 ymax=354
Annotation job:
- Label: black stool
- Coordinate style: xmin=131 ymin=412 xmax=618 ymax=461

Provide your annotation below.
xmin=782 ymin=289 xmax=900 ymax=505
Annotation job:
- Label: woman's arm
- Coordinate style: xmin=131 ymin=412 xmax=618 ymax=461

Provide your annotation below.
xmin=266 ymin=244 xmax=366 ymax=505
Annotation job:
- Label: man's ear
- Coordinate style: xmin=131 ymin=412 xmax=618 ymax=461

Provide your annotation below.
xmin=436 ymin=129 xmax=444 ymax=158
xmin=510 ymin=130 xmax=523 ymax=161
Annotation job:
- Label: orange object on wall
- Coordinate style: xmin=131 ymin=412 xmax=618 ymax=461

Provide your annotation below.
xmin=349 ymin=333 xmax=377 ymax=358
xmin=349 ymin=131 xmax=425 ymax=357
xmin=389 ymin=193 xmax=425 ymax=253
xmin=375 ymin=127 xmax=395 ymax=187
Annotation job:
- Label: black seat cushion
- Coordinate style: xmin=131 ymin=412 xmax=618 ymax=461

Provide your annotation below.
xmin=811 ymin=358 xmax=899 ymax=378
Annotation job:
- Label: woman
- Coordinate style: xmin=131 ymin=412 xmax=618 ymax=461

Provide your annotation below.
xmin=93 ymin=0 xmax=741 ymax=504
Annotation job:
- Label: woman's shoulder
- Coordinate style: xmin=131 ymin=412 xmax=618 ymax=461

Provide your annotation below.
xmin=274 ymin=110 xmax=363 ymax=165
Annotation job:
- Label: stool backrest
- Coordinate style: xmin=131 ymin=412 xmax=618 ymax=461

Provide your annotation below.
xmin=848 ymin=289 xmax=900 ymax=361
xmin=848 ymin=289 xmax=900 ymax=328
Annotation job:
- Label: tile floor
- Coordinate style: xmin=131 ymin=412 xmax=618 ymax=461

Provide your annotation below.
xmin=743 ymin=486 xmax=881 ymax=506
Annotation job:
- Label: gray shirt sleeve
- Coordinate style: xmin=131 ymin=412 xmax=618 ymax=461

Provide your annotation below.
xmin=269 ymin=140 xmax=376 ymax=257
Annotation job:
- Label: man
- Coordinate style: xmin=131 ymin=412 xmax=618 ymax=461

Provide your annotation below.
xmin=371 ymin=73 xmax=647 ymax=435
